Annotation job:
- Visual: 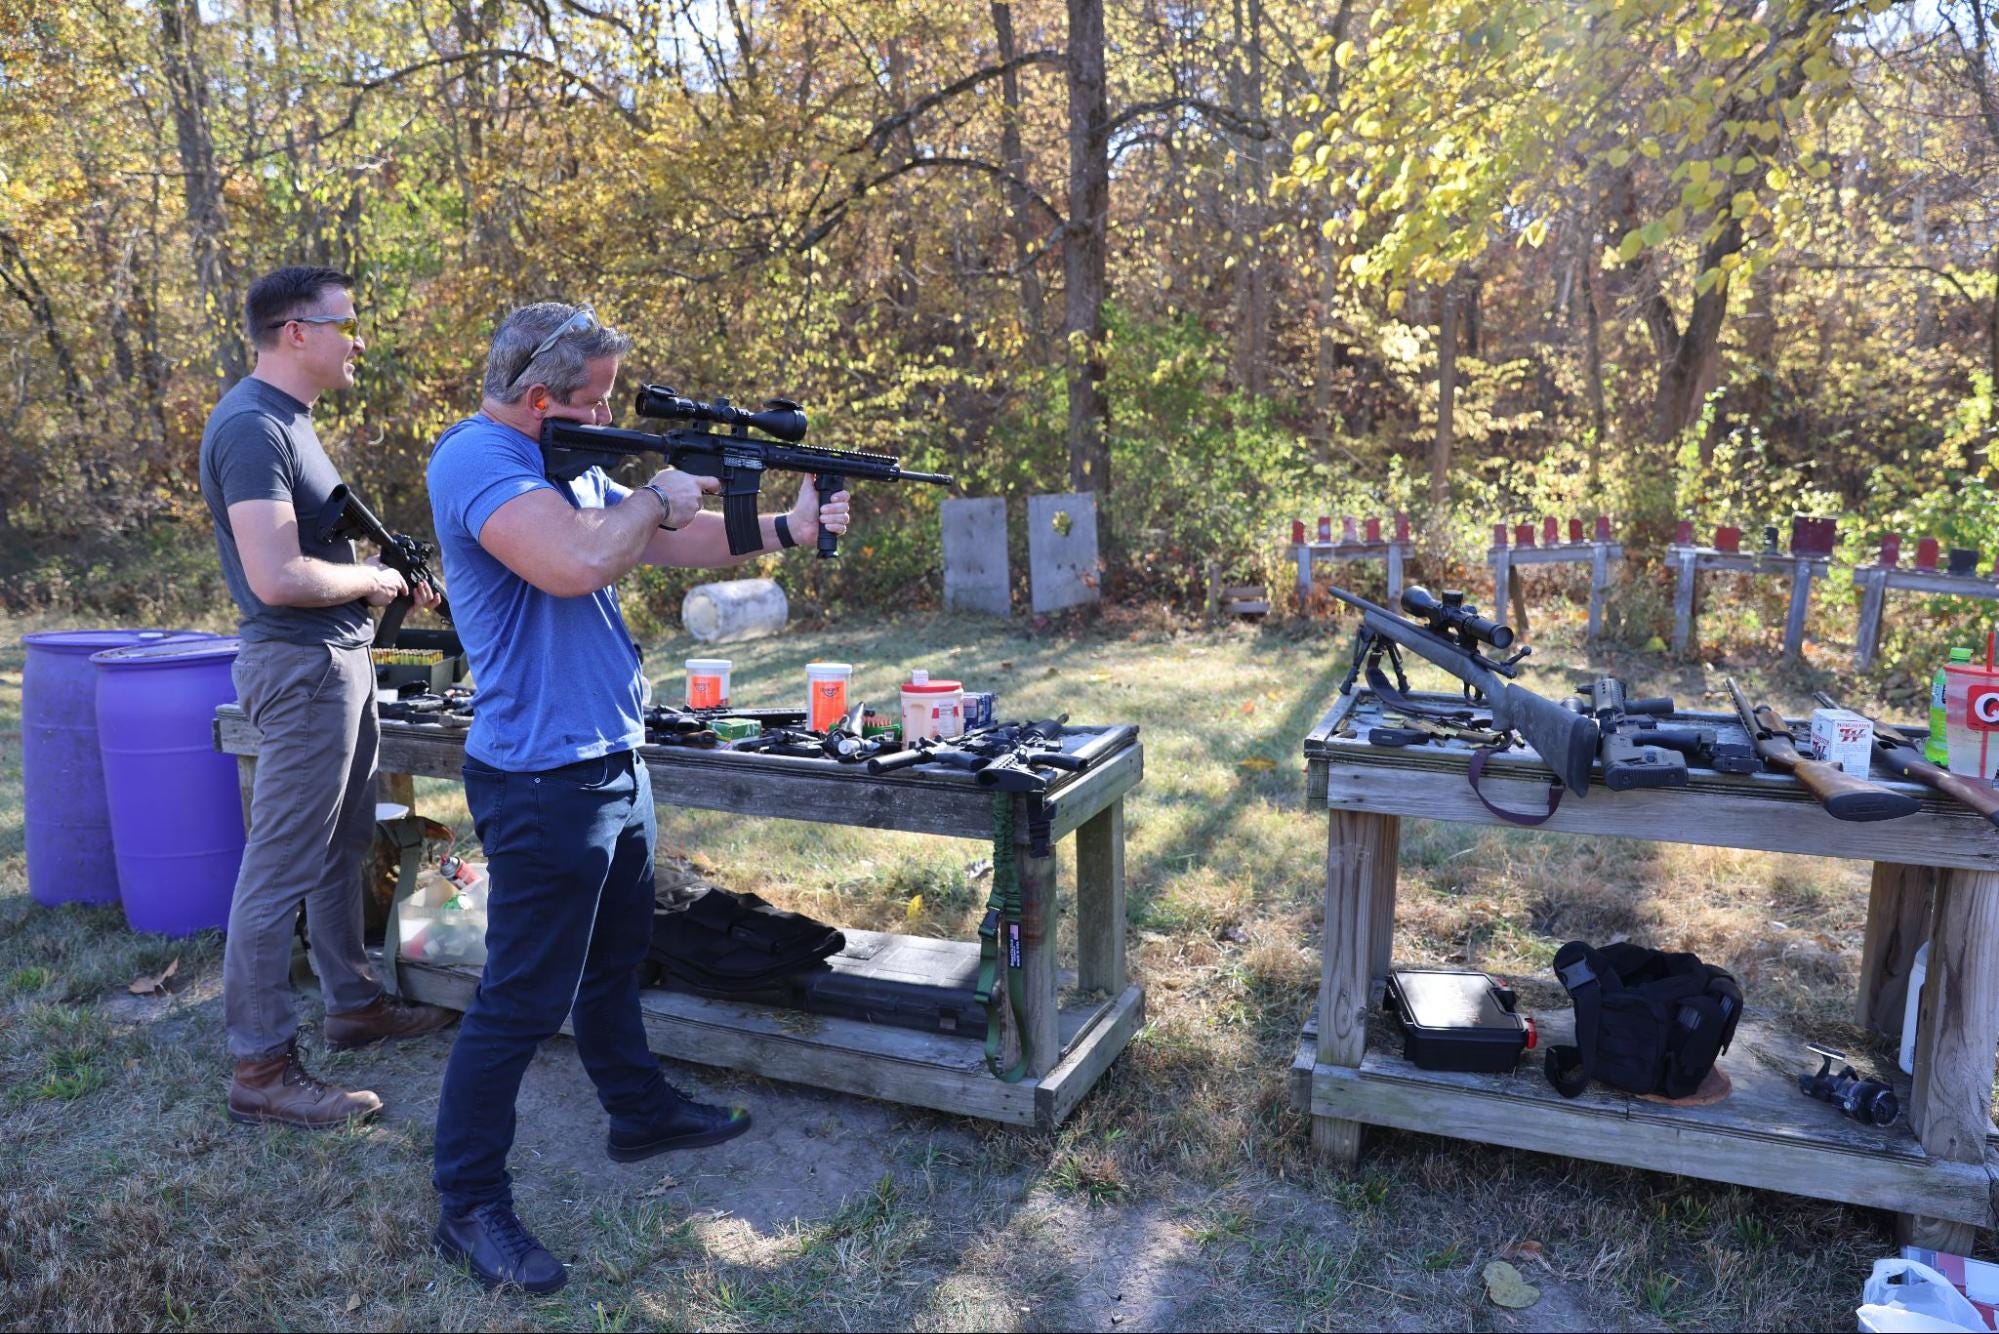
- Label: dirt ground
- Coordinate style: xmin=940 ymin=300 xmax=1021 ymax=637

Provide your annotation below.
xmin=2 ymin=602 xmax=1983 ymax=1331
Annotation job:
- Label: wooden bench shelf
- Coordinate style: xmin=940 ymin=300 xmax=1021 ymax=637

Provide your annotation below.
xmin=218 ymin=706 xmax=1146 ymax=1129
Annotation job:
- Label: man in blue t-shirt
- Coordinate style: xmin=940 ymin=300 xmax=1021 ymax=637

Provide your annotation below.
xmin=426 ymin=302 xmax=850 ymax=1294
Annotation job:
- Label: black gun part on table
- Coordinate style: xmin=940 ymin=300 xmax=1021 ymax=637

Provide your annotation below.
xmin=540 ymin=386 xmax=954 ymax=559
xmin=314 ymin=485 xmax=451 ymax=645
xmin=1798 ymin=1043 xmax=1899 ymax=1127
xmin=1329 ymin=584 xmax=1599 ymax=797
xmin=1567 ymin=678 xmax=1759 ymax=791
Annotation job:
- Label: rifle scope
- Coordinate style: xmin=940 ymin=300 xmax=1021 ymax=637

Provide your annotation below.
xmin=632 ymin=384 xmax=807 ymax=443
xmin=1402 ymin=586 xmax=1514 ymax=650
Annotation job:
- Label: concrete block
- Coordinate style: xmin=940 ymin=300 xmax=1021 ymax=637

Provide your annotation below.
xmin=1027 ymin=492 xmax=1100 ymax=614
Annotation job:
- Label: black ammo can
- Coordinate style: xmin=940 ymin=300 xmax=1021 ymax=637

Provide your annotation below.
xmin=1385 ymin=969 xmax=1533 ymax=1074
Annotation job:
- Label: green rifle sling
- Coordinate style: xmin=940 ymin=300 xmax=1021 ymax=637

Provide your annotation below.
xmin=977 ymin=794 xmax=1032 ymax=1082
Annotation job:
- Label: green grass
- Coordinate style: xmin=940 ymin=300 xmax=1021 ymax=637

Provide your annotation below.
xmin=0 ymin=599 xmax=1966 ymax=1330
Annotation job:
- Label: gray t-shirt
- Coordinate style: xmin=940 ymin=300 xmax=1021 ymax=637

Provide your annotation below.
xmin=198 ymin=376 xmax=371 ymax=648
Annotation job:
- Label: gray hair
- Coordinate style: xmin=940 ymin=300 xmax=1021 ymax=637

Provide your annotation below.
xmin=482 ymin=301 xmax=634 ymax=404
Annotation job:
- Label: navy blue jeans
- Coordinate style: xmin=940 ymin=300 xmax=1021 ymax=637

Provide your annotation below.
xmin=433 ymin=750 xmax=667 ymax=1214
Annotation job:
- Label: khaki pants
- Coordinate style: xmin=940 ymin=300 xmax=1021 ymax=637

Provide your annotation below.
xmin=224 ymin=640 xmax=383 ymax=1059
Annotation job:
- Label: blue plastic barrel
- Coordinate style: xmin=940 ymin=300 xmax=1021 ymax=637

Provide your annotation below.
xmin=91 ymin=637 xmax=246 ymax=936
xmin=21 ymin=629 xmax=209 ymax=907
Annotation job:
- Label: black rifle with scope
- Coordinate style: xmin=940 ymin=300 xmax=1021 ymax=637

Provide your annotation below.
xmin=1330 ymin=584 xmax=1599 ymax=796
xmin=314 ymin=485 xmax=451 ymax=646
xmin=541 ymin=385 xmax=954 ymax=559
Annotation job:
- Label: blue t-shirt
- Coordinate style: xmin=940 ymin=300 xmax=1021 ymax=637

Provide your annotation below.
xmin=428 ymin=414 xmax=647 ymax=771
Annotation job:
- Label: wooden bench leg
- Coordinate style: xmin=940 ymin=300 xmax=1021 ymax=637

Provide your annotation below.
xmin=1017 ymin=804 xmax=1061 ymax=1081
xmin=1898 ymin=865 xmax=1999 ymax=1250
xmin=1854 ymin=569 xmax=1888 ymax=671
xmin=235 ymin=754 xmax=257 ymax=831
xmin=1587 ymin=543 xmax=1610 ymax=644
xmin=1312 ymin=809 xmax=1399 ymax=1166
xmin=1672 ymin=551 xmax=1697 ymax=655
xmin=1783 ymin=558 xmax=1814 ymax=660
xmin=1075 ymin=797 xmax=1126 ymax=996
xmin=1857 ymin=861 xmax=1936 ymax=1040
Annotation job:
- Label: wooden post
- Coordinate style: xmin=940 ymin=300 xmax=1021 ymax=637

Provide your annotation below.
xmin=381 ymin=771 xmax=415 ymax=812
xmin=1854 ymin=567 xmax=1888 ymax=670
xmin=1587 ymin=541 xmax=1610 ymax=644
xmin=1490 ymin=544 xmax=1510 ymax=627
xmin=1672 ymin=549 xmax=1698 ymax=655
xmin=1075 ymin=798 xmax=1127 ymax=995
xmin=1312 ymin=809 xmax=1398 ymax=1166
xmin=1016 ymin=800 xmax=1062 ymax=1080
xmin=1782 ymin=557 xmax=1814 ymax=660
xmin=235 ymin=755 xmax=257 ymax=830
xmin=1368 ymin=814 xmax=1402 ymax=986
xmin=1506 ymin=564 xmax=1529 ymax=638
xmin=1898 ymin=865 xmax=1999 ymax=1250
xmin=1385 ymin=542 xmax=1405 ymax=606
xmin=1204 ymin=562 xmax=1221 ymax=622
xmin=1295 ymin=542 xmax=1313 ymax=608
xmin=1856 ymin=861 xmax=1936 ymax=1039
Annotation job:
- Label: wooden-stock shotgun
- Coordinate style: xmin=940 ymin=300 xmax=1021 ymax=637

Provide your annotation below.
xmin=1724 ymin=679 xmax=1920 ymax=822
xmin=1812 ymin=690 xmax=1999 ymax=829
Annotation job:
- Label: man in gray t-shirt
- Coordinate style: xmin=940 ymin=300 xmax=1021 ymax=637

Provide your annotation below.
xmin=199 ymin=266 xmax=455 ymax=1131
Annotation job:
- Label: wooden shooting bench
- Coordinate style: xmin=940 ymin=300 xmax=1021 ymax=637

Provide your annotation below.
xmin=1291 ymin=515 xmax=1413 ymax=609
xmin=1852 ymin=561 xmax=1999 ymax=670
xmin=1488 ymin=517 xmax=1621 ymax=645
xmin=1669 ymin=542 xmax=1829 ymax=661
xmin=1298 ymin=690 xmax=1999 ymax=1248
xmin=214 ymin=705 xmax=1146 ymax=1130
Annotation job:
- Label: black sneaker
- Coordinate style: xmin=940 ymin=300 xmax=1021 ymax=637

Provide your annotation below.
xmin=606 ymin=1091 xmax=753 ymax=1163
xmin=434 ymin=1201 xmax=567 ymax=1294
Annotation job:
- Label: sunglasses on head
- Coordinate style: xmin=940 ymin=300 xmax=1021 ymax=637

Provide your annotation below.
xmin=511 ymin=305 xmax=599 ymax=387
xmin=268 ymin=313 xmax=360 ymax=339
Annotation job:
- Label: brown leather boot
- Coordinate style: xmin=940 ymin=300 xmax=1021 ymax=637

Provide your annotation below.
xmin=323 ymin=994 xmax=459 ymax=1051
xmin=228 ymin=1044 xmax=382 ymax=1129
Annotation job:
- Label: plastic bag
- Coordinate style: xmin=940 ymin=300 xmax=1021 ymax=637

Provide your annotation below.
xmin=1859 ymin=1258 xmax=1989 ymax=1332
xmin=397 ymin=860 xmax=489 ymax=967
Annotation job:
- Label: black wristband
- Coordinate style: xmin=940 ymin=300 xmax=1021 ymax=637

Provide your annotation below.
xmin=774 ymin=514 xmax=798 ymax=549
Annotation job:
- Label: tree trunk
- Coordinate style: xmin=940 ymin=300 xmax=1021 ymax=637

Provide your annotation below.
xmin=1064 ymin=0 xmax=1111 ymax=499
xmin=1431 ymin=277 xmax=1458 ymax=507
xmin=1312 ymin=229 xmax=1339 ymax=461
xmin=1230 ymin=0 xmax=1268 ymax=397
xmin=156 ymin=0 xmax=244 ymax=382
xmin=991 ymin=2 xmax=1047 ymax=347
xmin=1577 ymin=244 xmax=1608 ymax=492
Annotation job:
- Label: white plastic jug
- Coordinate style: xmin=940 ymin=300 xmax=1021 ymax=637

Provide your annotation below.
xmin=682 ymin=578 xmax=789 ymax=643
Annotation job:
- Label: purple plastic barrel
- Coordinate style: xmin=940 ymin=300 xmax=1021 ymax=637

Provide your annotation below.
xmin=21 ymin=629 xmax=209 ymax=907
xmin=91 ymin=637 xmax=246 ymax=936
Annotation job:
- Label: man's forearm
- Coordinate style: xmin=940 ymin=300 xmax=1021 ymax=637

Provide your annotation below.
xmin=640 ymin=509 xmax=790 ymax=568
xmin=265 ymin=556 xmax=386 ymax=609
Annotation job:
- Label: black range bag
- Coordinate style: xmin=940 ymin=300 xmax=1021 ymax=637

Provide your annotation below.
xmin=644 ymin=884 xmax=845 ymax=996
xmin=1544 ymin=940 xmax=1742 ymax=1099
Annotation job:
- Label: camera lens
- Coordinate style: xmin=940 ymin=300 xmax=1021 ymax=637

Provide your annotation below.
xmin=1846 ymin=1084 xmax=1899 ymax=1127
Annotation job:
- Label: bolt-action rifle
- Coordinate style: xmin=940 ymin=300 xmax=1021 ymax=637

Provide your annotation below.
xmin=314 ymin=485 xmax=451 ymax=645
xmin=1813 ymin=690 xmax=1999 ymax=829
xmin=1330 ymin=584 xmax=1599 ymax=796
xmin=1725 ymin=679 xmax=1920 ymax=822
xmin=541 ymin=385 xmax=953 ymax=559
